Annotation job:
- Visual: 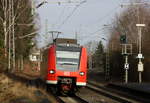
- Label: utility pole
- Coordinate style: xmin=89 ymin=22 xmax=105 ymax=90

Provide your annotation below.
xmin=102 ymin=25 xmax=110 ymax=81
xmin=136 ymin=24 xmax=145 ymax=83
xmin=105 ymin=47 xmax=110 ymax=81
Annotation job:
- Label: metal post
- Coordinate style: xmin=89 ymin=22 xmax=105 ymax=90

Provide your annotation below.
xmin=139 ymin=27 xmax=142 ymax=55
xmin=136 ymin=24 xmax=145 ymax=83
xmin=125 ymin=55 xmax=128 ymax=83
xmin=125 ymin=69 xmax=128 ymax=83
xmin=139 ymin=72 xmax=142 ymax=83
xmin=105 ymin=48 xmax=110 ymax=81
xmin=124 ymin=44 xmax=128 ymax=83
xmin=138 ymin=27 xmax=142 ymax=83
xmin=139 ymin=27 xmax=142 ymax=83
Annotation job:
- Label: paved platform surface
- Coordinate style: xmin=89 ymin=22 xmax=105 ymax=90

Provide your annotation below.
xmin=109 ymin=83 xmax=150 ymax=94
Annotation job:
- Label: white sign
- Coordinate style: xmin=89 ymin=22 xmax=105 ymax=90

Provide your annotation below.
xmin=137 ymin=54 xmax=143 ymax=59
xmin=138 ymin=62 xmax=144 ymax=72
xmin=124 ymin=63 xmax=129 ymax=70
xmin=136 ymin=24 xmax=146 ymax=27
xmin=29 ymin=55 xmax=37 ymax=61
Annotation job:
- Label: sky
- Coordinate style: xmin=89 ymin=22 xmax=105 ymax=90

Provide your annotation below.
xmin=35 ymin=0 xmax=127 ymax=48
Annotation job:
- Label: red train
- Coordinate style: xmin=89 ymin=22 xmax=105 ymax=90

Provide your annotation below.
xmin=41 ymin=38 xmax=87 ymax=94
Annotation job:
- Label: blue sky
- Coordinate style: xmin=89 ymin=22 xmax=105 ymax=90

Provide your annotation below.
xmin=35 ymin=0 xmax=126 ymax=48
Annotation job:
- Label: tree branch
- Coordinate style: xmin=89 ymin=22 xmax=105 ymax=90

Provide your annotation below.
xmin=0 ymin=16 xmax=3 ymax=23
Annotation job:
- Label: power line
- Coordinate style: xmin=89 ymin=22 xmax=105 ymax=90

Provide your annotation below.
xmin=89 ymin=27 xmax=106 ymax=36
xmin=76 ymin=5 xmax=120 ymax=42
xmin=96 ymin=6 xmax=119 ymax=24
xmin=79 ymin=4 xmax=122 ymax=41
xmin=57 ymin=0 xmax=86 ymax=29
xmin=58 ymin=6 xmax=66 ymax=22
xmin=84 ymin=5 xmax=120 ymax=29
xmin=79 ymin=27 xmax=106 ymax=41
xmin=55 ymin=6 xmax=66 ymax=28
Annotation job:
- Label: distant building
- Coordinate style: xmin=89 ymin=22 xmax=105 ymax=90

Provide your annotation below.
xmin=29 ymin=46 xmax=42 ymax=62
xmin=29 ymin=46 xmax=42 ymax=71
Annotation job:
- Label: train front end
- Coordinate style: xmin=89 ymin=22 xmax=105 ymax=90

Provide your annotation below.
xmin=46 ymin=39 xmax=87 ymax=93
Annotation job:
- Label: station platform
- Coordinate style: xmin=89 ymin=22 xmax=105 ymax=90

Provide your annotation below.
xmin=107 ymin=82 xmax=150 ymax=102
xmin=108 ymin=83 xmax=150 ymax=94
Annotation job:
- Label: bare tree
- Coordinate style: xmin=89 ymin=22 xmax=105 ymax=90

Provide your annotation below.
xmin=0 ymin=0 xmax=38 ymax=71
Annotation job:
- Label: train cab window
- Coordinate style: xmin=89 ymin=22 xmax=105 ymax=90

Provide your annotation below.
xmin=56 ymin=46 xmax=81 ymax=72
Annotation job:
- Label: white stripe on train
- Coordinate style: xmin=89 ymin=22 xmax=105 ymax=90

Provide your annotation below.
xmin=46 ymin=80 xmax=86 ymax=86
xmin=46 ymin=80 xmax=57 ymax=84
xmin=76 ymin=82 xmax=86 ymax=86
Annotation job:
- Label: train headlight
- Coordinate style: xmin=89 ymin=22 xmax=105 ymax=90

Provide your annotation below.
xmin=79 ymin=72 xmax=85 ymax=76
xmin=49 ymin=70 xmax=55 ymax=74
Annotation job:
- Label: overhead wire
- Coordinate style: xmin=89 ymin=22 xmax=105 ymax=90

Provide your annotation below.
xmin=57 ymin=5 xmax=80 ymax=29
xmin=54 ymin=0 xmax=121 ymax=41
xmin=82 ymin=4 xmax=120 ymax=30
xmin=80 ymin=4 xmax=121 ymax=41
xmin=76 ymin=5 xmax=121 ymax=42
xmin=55 ymin=6 xmax=66 ymax=28
xmin=57 ymin=0 xmax=86 ymax=29
xmin=79 ymin=27 xmax=106 ymax=40
xmin=91 ymin=6 xmax=120 ymax=28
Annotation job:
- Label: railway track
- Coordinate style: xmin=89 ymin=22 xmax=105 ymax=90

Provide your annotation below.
xmin=15 ymin=72 xmax=89 ymax=103
xmin=87 ymin=82 xmax=140 ymax=103
xmin=4 ymin=72 xmax=89 ymax=103
xmin=57 ymin=95 xmax=89 ymax=103
xmin=4 ymin=72 xmax=142 ymax=103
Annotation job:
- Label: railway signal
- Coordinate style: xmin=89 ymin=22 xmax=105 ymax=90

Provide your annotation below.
xmin=121 ymin=43 xmax=132 ymax=83
xmin=120 ymin=35 xmax=127 ymax=44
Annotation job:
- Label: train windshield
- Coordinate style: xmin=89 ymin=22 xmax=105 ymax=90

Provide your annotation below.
xmin=56 ymin=46 xmax=81 ymax=72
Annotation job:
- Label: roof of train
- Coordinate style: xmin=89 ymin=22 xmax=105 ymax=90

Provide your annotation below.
xmin=42 ymin=38 xmax=79 ymax=51
xmin=54 ymin=38 xmax=77 ymax=44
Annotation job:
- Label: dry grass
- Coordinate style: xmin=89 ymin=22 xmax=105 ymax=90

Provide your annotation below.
xmin=10 ymin=82 xmax=36 ymax=99
xmin=0 ymin=73 xmax=57 ymax=103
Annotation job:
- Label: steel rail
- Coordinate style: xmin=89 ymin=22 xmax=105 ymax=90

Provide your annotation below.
xmin=87 ymin=82 xmax=139 ymax=103
xmin=57 ymin=95 xmax=89 ymax=103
